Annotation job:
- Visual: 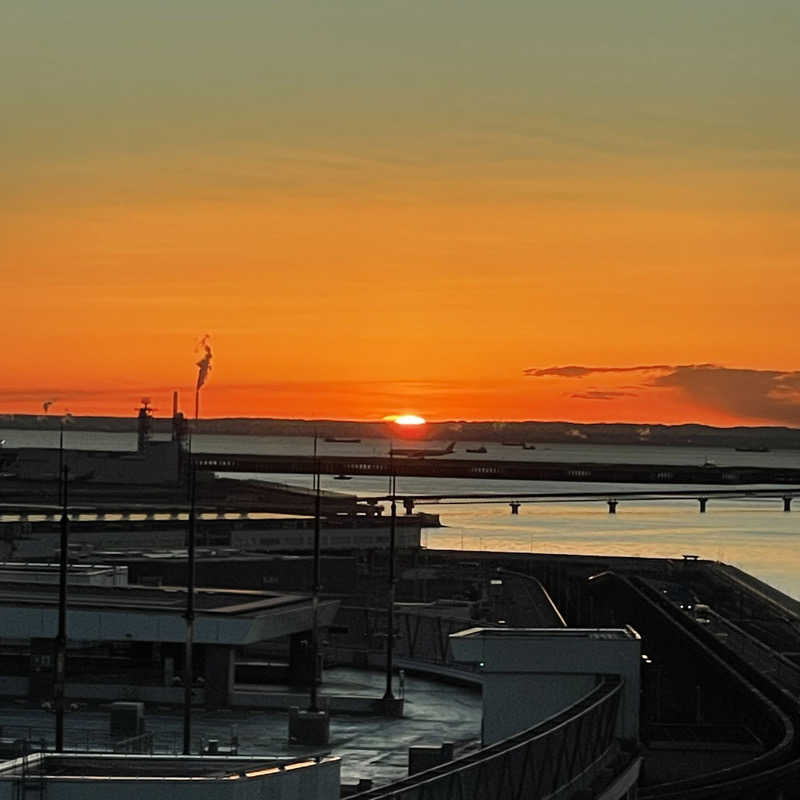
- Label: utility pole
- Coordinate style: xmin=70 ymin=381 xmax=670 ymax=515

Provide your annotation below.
xmin=183 ymin=467 xmax=197 ymax=755
xmin=54 ymin=465 xmax=69 ymax=751
xmin=383 ymin=455 xmax=397 ymax=704
xmin=58 ymin=421 xmax=64 ymax=506
xmin=309 ymin=434 xmax=321 ymax=712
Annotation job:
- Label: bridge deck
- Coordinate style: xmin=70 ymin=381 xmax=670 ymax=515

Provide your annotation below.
xmin=193 ymin=452 xmax=800 ymax=485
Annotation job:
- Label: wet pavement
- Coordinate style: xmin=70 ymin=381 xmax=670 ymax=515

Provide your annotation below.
xmin=0 ymin=667 xmax=482 ymax=787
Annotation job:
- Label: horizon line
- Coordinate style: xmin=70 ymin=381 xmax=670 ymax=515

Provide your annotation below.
xmin=2 ymin=411 xmax=797 ymax=432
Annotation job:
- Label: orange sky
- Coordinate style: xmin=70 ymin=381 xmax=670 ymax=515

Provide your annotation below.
xmin=3 ymin=3 xmax=800 ymax=426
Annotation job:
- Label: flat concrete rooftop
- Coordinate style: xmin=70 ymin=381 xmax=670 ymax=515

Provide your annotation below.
xmin=0 ymin=582 xmax=340 ymax=645
xmin=0 ymin=581 xmax=310 ymax=615
xmin=0 ymin=667 xmax=482 ymax=787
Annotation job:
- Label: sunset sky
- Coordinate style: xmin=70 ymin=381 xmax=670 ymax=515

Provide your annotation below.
xmin=3 ymin=2 xmax=800 ymax=425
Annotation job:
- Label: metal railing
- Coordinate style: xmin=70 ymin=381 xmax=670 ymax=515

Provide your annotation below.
xmin=0 ymin=726 xmax=220 ymax=758
xmin=332 ymin=605 xmax=631 ymax=799
xmin=334 ymin=606 xmax=482 ymax=671
xmin=349 ymin=679 xmax=623 ymax=800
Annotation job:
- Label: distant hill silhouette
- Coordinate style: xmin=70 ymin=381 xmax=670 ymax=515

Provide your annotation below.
xmin=2 ymin=414 xmax=798 ymax=450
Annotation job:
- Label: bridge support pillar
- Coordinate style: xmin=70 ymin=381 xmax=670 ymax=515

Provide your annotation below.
xmin=607 ymin=500 xmax=618 ymax=514
xmin=510 ymin=502 xmax=521 ymax=515
xmin=403 ymin=498 xmax=415 ymax=515
xmin=784 ymin=496 xmax=792 ymax=512
xmin=698 ymin=498 xmax=708 ymax=513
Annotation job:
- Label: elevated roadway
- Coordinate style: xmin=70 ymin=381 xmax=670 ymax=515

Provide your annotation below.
xmin=3 ymin=487 xmax=800 ymax=519
xmin=192 ymin=452 xmax=800 ymax=485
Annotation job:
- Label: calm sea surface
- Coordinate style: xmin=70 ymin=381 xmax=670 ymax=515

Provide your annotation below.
xmin=3 ymin=429 xmax=799 ymax=600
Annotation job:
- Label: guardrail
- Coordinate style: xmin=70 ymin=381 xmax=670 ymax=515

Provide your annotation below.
xmin=591 ymin=572 xmax=800 ymax=800
xmin=0 ymin=726 xmax=219 ymax=758
xmin=330 ymin=607 xmax=637 ymax=799
xmin=333 ymin=607 xmax=481 ymax=670
xmin=348 ymin=679 xmax=624 ymax=800
xmin=112 ymin=732 xmax=153 ymax=754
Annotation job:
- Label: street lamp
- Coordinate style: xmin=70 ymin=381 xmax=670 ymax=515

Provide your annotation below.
xmin=183 ymin=465 xmax=197 ymax=755
xmin=381 ymin=414 xmax=427 ymax=712
xmin=382 ymin=447 xmax=398 ymax=706
xmin=309 ymin=433 xmax=322 ymax=712
xmin=43 ymin=404 xmax=70 ymax=506
xmin=183 ymin=338 xmax=211 ymax=753
xmin=54 ymin=465 xmax=69 ymax=751
xmin=42 ymin=401 xmax=71 ymax=750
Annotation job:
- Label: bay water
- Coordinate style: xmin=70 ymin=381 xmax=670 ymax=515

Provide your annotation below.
xmin=2 ymin=429 xmax=798 ymax=599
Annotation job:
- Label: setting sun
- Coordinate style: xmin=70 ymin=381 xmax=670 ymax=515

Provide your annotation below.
xmin=384 ymin=414 xmax=426 ymax=425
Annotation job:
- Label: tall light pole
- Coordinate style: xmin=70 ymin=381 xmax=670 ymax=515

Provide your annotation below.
xmin=309 ymin=433 xmax=322 ymax=712
xmin=58 ymin=420 xmax=64 ymax=506
xmin=183 ymin=466 xmax=197 ymax=755
xmin=55 ymin=408 xmax=71 ymax=506
xmin=383 ymin=447 xmax=397 ymax=705
xmin=54 ymin=465 xmax=69 ymax=751
xmin=380 ymin=415 xmax=425 ymax=713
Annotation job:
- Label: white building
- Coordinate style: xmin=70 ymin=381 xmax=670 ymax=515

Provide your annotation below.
xmin=450 ymin=626 xmax=641 ymax=744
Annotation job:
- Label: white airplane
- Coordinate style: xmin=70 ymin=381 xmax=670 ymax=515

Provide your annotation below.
xmin=389 ymin=442 xmax=456 ymax=458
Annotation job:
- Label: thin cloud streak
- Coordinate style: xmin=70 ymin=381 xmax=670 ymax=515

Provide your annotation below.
xmin=571 ymin=390 xmax=638 ymax=400
xmin=527 ymin=365 xmax=673 ymax=378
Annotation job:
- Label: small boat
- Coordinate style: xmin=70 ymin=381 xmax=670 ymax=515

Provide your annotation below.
xmin=522 ymin=443 xmax=536 ymax=450
xmin=333 ymin=474 xmax=352 ymax=480
xmin=325 ymin=437 xmax=361 ymax=444
xmin=390 ymin=442 xmax=456 ymax=458
xmin=735 ymin=445 xmax=770 ymax=453
xmin=466 ymin=446 xmax=487 ymax=454
xmin=702 ymin=458 xmax=717 ymax=468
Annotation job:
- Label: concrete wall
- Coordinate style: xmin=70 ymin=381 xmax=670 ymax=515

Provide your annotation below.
xmin=229 ymin=526 xmax=420 ymax=552
xmin=0 ymin=674 xmax=199 ymax=705
xmin=12 ymin=530 xmax=187 ymax=560
xmin=11 ymin=442 xmax=180 ymax=485
xmin=0 ymin=565 xmax=128 ymax=587
xmin=128 ymin=555 xmax=358 ymax=594
xmin=450 ymin=627 xmax=640 ymax=744
xmin=12 ymin=523 xmax=420 ymax=560
xmin=0 ymin=599 xmax=337 ymax=647
xmin=481 ymin=673 xmax=597 ymax=745
xmin=66 ymin=683 xmax=207 ymax=706
xmin=0 ymin=755 xmax=340 ymax=800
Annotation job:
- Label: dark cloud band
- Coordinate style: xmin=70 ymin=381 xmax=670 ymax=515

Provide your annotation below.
xmin=526 ymin=363 xmax=800 ymax=424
